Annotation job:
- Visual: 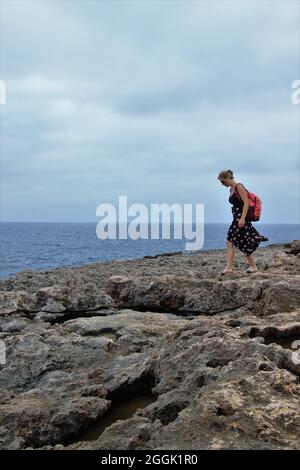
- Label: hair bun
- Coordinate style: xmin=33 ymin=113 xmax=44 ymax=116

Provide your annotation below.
xmin=218 ymin=169 xmax=234 ymax=180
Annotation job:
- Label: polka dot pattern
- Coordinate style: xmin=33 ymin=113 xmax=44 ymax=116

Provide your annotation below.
xmin=227 ymin=190 xmax=265 ymax=256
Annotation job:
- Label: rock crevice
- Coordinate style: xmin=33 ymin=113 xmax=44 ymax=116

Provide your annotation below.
xmin=0 ymin=240 xmax=300 ymax=450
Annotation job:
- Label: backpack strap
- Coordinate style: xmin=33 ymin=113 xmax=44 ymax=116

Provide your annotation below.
xmin=234 ymin=183 xmax=248 ymax=198
xmin=234 ymin=183 xmax=250 ymax=208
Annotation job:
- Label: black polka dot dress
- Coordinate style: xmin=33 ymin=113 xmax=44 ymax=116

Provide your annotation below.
xmin=227 ymin=187 xmax=265 ymax=256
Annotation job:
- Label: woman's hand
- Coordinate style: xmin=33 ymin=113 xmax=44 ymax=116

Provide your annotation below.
xmin=238 ymin=218 xmax=246 ymax=229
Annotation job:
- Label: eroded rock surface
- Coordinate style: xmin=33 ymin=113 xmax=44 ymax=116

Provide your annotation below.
xmin=0 ymin=241 xmax=299 ymax=450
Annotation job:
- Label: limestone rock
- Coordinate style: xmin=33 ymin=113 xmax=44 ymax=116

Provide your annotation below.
xmin=0 ymin=241 xmax=299 ymax=449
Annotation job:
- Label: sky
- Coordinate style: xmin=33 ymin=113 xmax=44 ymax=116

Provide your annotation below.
xmin=0 ymin=0 xmax=299 ymax=223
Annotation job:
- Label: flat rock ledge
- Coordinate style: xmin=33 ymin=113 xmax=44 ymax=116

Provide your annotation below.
xmin=0 ymin=240 xmax=300 ymax=450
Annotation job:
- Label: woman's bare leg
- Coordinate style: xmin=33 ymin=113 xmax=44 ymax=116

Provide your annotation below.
xmin=225 ymin=239 xmax=235 ymax=271
xmin=244 ymin=253 xmax=257 ymax=269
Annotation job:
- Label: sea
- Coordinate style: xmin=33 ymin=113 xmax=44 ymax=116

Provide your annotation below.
xmin=0 ymin=222 xmax=299 ymax=279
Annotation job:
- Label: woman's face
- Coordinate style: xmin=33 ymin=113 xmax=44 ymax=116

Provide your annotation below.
xmin=219 ymin=177 xmax=231 ymax=187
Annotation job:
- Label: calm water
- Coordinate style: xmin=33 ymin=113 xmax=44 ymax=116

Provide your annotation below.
xmin=77 ymin=394 xmax=156 ymax=442
xmin=0 ymin=222 xmax=299 ymax=279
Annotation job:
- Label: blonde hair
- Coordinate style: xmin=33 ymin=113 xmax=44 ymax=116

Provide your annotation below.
xmin=218 ymin=169 xmax=234 ymax=180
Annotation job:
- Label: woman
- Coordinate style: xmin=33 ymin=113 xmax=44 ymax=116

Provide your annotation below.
xmin=218 ymin=169 xmax=268 ymax=275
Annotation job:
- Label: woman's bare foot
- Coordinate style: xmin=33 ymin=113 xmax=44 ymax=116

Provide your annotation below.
xmin=221 ymin=268 xmax=233 ymax=275
xmin=246 ymin=267 xmax=258 ymax=273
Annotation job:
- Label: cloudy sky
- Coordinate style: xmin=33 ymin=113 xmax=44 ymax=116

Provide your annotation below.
xmin=0 ymin=0 xmax=299 ymax=223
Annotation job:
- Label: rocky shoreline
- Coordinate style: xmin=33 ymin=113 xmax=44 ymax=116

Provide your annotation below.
xmin=0 ymin=240 xmax=299 ymax=450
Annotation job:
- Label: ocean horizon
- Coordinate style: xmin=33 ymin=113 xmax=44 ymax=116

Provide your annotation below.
xmin=0 ymin=221 xmax=299 ymax=280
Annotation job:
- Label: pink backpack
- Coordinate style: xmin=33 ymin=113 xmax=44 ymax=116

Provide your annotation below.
xmin=234 ymin=183 xmax=262 ymax=222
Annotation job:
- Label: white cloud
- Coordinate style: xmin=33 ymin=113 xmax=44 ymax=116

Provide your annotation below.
xmin=1 ymin=0 xmax=299 ymax=222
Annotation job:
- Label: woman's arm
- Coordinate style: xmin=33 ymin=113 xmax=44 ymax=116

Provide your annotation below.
xmin=236 ymin=184 xmax=249 ymax=221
